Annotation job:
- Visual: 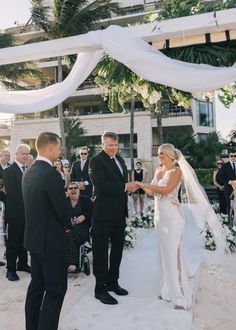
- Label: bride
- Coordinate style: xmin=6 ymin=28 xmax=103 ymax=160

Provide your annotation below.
xmin=136 ymin=143 xmax=227 ymax=311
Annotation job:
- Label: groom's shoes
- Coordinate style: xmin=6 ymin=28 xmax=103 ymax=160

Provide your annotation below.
xmin=107 ymin=284 xmax=129 ymax=296
xmin=95 ymin=292 xmax=118 ymax=305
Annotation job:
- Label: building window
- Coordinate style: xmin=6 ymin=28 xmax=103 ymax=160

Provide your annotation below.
xmin=196 ymin=101 xmax=214 ymax=127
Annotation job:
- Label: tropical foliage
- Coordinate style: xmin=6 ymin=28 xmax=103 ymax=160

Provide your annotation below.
xmin=94 ymin=0 xmax=236 ymax=113
xmin=64 ymin=117 xmax=86 ymax=159
xmin=0 ymin=32 xmax=44 ymax=89
xmin=30 ymin=0 xmax=120 ymax=41
xmin=30 ymin=0 xmax=120 ymax=151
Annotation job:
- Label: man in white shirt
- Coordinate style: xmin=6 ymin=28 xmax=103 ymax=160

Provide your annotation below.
xmin=71 ymin=146 xmax=93 ymax=198
xmin=3 ymin=144 xmax=31 ymax=281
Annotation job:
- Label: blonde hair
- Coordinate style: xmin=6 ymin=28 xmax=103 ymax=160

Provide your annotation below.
xmin=158 ymin=143 xmax=181 ymax=161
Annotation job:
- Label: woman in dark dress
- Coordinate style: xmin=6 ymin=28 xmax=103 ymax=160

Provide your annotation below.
xmin=65 ymin=182 xmax=91 ymax=273
xmin=132 ymin=161 xmax=146 ymax=213
xmin=213 ymin=159 xmax=227 ymax=214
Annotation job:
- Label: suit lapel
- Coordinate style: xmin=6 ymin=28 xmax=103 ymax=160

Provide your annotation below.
xmin=13 ymin=162 xmax=23 ymax=177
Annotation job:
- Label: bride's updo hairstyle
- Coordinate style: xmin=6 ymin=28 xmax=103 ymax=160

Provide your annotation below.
xmin=158 ymin=143 xmax=181 ymax=162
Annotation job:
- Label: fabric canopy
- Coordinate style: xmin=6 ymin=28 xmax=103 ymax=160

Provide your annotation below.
xmin=1 ymin=25 xmax=236 ymax=114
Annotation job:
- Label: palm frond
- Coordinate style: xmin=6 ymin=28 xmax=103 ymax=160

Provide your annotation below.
xmin=162 ymin=44 xmax=236 ymax=66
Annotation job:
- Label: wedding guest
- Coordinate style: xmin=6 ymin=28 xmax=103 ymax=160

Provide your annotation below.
xmin=131 ymin=161 xmax=146 ymax=213
xmin=54 ymin=159 xmax=70 ymax=190
xmin=213 ymin=159 xmax=227 ymax=214
xmin=0 ymin=150 xmax=10 ymax=179
xmin=25 ymin=154 xmax=34 ymax=168
xmin=4 ymin=144 xmax=31 ymax=281
xmin=65 ymin=182 xmax=91 ymax=273
xmin=0 ymin=149 xmax=10 ymax=264
xmin=219 ymin=150 xmax=236 ymax=224
xmin=22 ymin=132 xmax=72 ymax=330
xmin=71 ymin=146 xmax=93 ymax=198
xmin=89 ymin=131 xmax=137 ymax=305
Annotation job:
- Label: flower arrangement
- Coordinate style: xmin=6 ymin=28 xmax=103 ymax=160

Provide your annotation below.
xmin=201 ymin=205 xmax=236 ymax=252
xmin=123 ymin=203 xmax=155 ymax=248
xmin=129 ymin=207 xmax=155 ymax=229
xmin=124 ymin=225 xmax=136 ymax=248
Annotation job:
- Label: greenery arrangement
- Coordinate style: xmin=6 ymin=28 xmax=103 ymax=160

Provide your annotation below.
xmin=201 ymin=203 xmax=236 ymax=252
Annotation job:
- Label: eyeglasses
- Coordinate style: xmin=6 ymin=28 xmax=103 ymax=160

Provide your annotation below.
xmin=230 ymin=155 xmax=236 ymax=158
xmin=217 ymin=162 xmax=223 ymax=165
xmin=68 ymin=186 xmax=78 ymax=191
xmin=80 ymin=153 xmax=88 ymax=156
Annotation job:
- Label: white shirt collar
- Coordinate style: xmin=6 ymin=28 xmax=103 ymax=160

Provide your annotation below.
xmin=15 ymin=160 xmax=26 ymax=171
xmin=36 ymin=156 xmax=52 ymax=166
xmin=0 ymin=164 xmax=8 ymax=170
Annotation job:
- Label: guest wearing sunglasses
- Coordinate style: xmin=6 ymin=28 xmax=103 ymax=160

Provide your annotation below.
xmin=71 ymin=146 xmax=93 ymax=198
xmin=213 ymin=159 xmax=227 ymax=214
xmin=219 ymin=150 xmax=236 ymax=224
xmin=65 ymin=182 xmax=92 ymax=273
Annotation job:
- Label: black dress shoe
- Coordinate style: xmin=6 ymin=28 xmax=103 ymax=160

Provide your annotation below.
xmin=6 ymin=271 xmax=19 ymax=281
xmin=107 ymin=284 xmax=128 ymax=296
xmin=0 ymin=261 xmax=5 ymax=266
xmin=17 ymin=265 xmax=31 ymax=273
xmin=95 ymin=292 xmax=118 ymax=305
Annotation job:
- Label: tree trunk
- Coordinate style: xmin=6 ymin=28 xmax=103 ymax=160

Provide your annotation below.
xmin=57 ymin=56 xmax=66 ymax=155
xmin=157 ymin=110 xmax=163 ymax=145
xmin=130 ymin=99 xmax=135 ymax=172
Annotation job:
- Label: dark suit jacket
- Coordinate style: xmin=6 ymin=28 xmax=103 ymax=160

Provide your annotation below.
xmin=89 ymin=151 xmax=128 ymax=222
xmin=22 ymin=160 xmax=71 ymax=255
xmin=0 ymin=165 xmax=4 ymax=179
xmin=71 ymin=159 xmax=93 ymax=197
xmin=219 ymin=161 xmax=236 ymax=197
xmin=3 ymin=162 xmax=25 ymax=224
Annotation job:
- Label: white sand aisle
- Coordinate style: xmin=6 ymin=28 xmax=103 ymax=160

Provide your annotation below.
xmin=60 ymin=229 xmax=193 ymax=330
xmin=192 ymin=253 xmax=236 ymax=330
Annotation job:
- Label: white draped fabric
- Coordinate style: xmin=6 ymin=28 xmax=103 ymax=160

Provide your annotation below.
xmin=1 ymin=25 xmax=236 ymax=114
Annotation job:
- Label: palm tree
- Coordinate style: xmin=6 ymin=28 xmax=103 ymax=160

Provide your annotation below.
xmin=30 ymin=0 xmax=120 ymax=153
xmin=93 ymin=0 xmax=236 ymax=166
xmin=0 ymin=32 xmax=44 ymax=90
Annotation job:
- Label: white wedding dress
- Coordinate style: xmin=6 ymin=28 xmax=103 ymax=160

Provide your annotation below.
xmin=152 ymin=169 xmax=193 ymax=309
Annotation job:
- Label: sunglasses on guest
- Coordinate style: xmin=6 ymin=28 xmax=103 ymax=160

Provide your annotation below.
xmin=229 ymin=154 xmax=236 ymax=158
xmin=217 ymin=162 xmax=223 ymax=165
xmin=68 ymin=185 xmax=79 ymax=190
xmin=80 ymin=153 xmax=88 ymax=156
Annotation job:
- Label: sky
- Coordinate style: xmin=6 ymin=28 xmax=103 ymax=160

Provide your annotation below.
xmin=0 ymin=0 xmax=235 ymax=138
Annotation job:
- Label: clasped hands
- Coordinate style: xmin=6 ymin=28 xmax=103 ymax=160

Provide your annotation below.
xmin=126 ymin=181 xmax=143 ymax=193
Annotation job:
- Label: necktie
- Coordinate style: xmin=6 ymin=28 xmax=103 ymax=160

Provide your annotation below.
xmin=22 ymin=166 xmax=26 ymax=172
xmin=233 ymin=163 xmax=236 ymax=175
xmin=111 ymin=158 xmax=123 ymax=175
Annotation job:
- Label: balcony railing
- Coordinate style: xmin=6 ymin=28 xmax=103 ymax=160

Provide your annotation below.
xmin=77 ymin=78 xmax=97 ymax=90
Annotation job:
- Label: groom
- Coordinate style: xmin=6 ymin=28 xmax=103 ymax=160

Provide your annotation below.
xmin=89 ymin=131 xmax=137 ymax=305
xmin=22 ymin=132 xmax=72 ymax=330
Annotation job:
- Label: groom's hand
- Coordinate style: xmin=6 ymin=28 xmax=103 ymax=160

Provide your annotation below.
xmin=126 ymin=182 xmax=138 ymax=193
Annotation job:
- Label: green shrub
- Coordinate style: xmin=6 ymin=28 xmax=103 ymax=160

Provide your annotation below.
xmin=195 ymin=168 xmax=215 ymax=187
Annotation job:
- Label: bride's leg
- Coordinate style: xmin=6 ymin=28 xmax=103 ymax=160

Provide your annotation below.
xmin=174 ymin=246 xmax=186 ymax=310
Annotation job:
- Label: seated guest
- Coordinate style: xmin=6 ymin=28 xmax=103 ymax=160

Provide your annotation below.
xmin=65 ymin=182 xmax=92 ymax=273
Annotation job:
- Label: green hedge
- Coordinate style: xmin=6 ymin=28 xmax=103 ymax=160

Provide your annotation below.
xmin=195 ymin=168 xmax=215 ymax=187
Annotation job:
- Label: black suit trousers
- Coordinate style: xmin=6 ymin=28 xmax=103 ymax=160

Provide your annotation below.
xmin=92 ymin=219 xmax=126 ymax=294
xmin=6 ymin=220 xmax=27 ymax=271
xmin=25 ymin=250 xmax=68 ymax=330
